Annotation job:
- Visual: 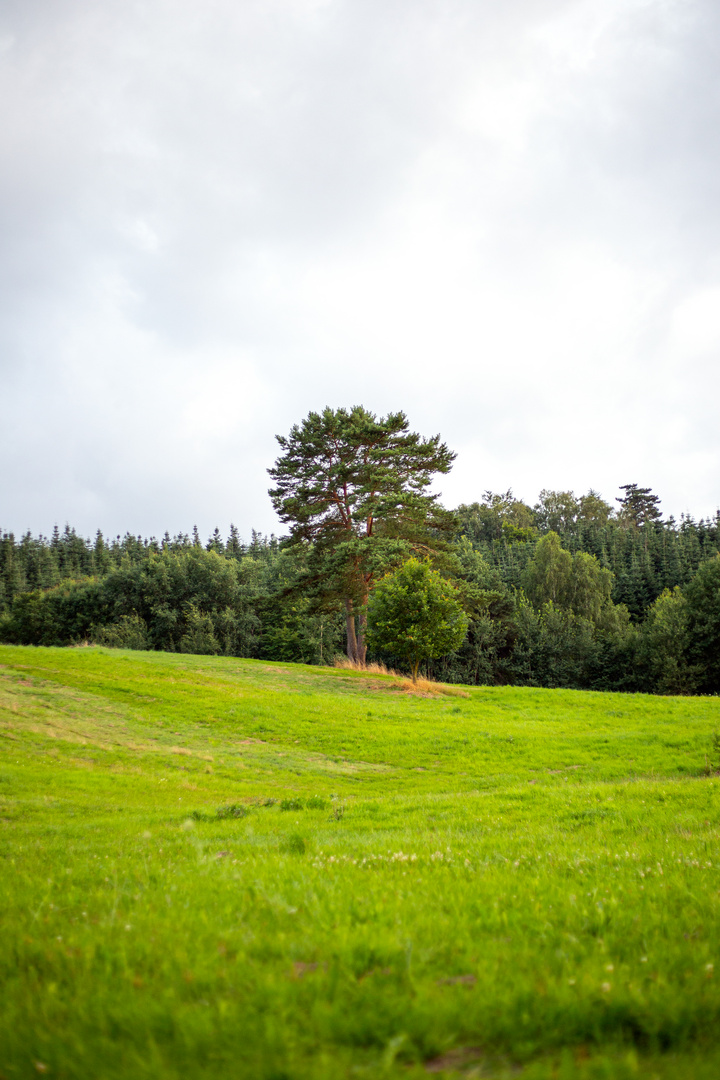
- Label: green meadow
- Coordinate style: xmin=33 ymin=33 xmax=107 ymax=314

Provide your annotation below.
xmin=1 ymin=645 xmax=719 ymax=1079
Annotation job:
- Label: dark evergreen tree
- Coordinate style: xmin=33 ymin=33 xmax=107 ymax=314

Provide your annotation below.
xmin=226 ymin=524 xmax=244 ymax=560
xmin=207 ymin=527 xmax=225 ymax=554
xmin=616 ymin=484 xmax=662 ymax=527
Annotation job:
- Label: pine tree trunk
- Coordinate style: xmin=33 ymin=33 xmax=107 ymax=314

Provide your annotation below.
xmin=356 ymin=606 xmax=367 ymax=666
xmin=345 ymin=598 xmax=358 ymax=662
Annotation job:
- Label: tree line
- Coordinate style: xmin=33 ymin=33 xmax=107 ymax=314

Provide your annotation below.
xmin=1 ymin=408 xmax=719 ymax=694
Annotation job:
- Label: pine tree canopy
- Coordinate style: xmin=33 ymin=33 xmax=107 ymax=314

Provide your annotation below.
xmin=616 ymin=484 xmax=662 ymax=527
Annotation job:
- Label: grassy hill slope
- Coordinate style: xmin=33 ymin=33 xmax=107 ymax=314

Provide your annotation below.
xmin=1 ymin=645 xmax=719 ymax=1079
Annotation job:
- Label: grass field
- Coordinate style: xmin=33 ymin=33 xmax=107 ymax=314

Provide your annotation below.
xmin=1 ymin=644 xmax=719 ymax=1079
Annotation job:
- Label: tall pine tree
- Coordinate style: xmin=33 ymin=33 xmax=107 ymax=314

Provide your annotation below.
xmin=268 ymin=406 xmax=456 ymax=662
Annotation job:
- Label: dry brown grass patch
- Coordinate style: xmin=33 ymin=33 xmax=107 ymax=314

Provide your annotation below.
xmin=332 ymin=657 xmax=469 ymax=697
xmin=398 ymin=677 xmax=470 ymax=699
xmin=332 ymin=657 xmax=400 ymax=677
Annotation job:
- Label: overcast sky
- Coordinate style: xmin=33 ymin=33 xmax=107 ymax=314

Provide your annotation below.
xmin=2 ymin=0 xmax=719 ymax=541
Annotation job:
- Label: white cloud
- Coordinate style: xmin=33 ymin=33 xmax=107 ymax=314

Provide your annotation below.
xmin=1 ymin=0 xmax=719 ymax=539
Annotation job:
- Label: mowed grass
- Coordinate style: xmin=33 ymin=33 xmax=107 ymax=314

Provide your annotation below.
xmin=1 ymin=645 xmax=719 ymax=1080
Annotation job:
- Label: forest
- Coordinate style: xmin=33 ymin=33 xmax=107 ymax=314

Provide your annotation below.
xmin=2 ymin=483 xmax=719 ymax=695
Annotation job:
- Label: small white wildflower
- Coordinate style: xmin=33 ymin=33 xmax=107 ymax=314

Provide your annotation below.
xmin=706 ymin=963 xmax=714 ymax=972
xmin=601 ymin=982 xmax=611 ymax=993
xmin=605 ymin=964 xmax=614 ymax=972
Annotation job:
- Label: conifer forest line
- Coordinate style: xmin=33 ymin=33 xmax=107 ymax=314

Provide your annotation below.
xmin=3 ymin=483 xmax=719 ymax=695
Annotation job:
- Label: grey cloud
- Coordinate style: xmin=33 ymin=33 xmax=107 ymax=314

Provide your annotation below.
xmin=1 ymin=0 xmax=719 ymax=539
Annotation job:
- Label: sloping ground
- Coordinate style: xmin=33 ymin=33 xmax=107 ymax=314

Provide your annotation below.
xmin=1 ymin=644 xmax=719 ymax=1079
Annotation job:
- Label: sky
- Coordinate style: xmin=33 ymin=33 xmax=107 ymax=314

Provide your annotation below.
xmin=2 ymin=0 xmax=719 ymax=542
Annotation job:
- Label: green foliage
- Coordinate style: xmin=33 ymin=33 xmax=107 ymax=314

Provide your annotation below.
xmin=500 ymin=519 xmax=537 ymax=544
xmin=534 ymin=489 xmax=582 ymax=532
xmin=508 ymin=597 xmax=598 ymax=689
xmin=367 ymin=558 xmax=468 ymax=680
xmin=508 ymin=534 xmax=640 ymax=689
xmin=523 ymin=532 xmax=573 ymax=607
xmin=0 ymin=548 xmax=264 ymax=658
xmin=639 ymin=588 xmax=701 ymax=695
xmin=685 ymin=554 xmax=720 ymax=692
xmin=523 ymin=532 xmax=615 ymax=622
xmin=578 ymin=488 xmax=614 ymax=525
xmin=455 ymin=489 xmax=535 ymax=544
xmin=432 ymin=593 xmax=516 ymax=687
xmin=179 ymin=603 xmax=222 ymax=655
xmin=430 ymin=539 xmax=515 ymax=685
xmin=0 ymin=577 xmax=106 ymax=646
xmin=91 ymin=612 xmax=150 ymax=650
xmin=259 ymin=546 xmax=344 ymax=664
xmin=532 ymin=488 xmax=614 ymax=533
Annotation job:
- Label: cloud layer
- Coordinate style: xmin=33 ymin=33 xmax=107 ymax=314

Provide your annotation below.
xmin=2 ymin=0 xmax=719 ymax=539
